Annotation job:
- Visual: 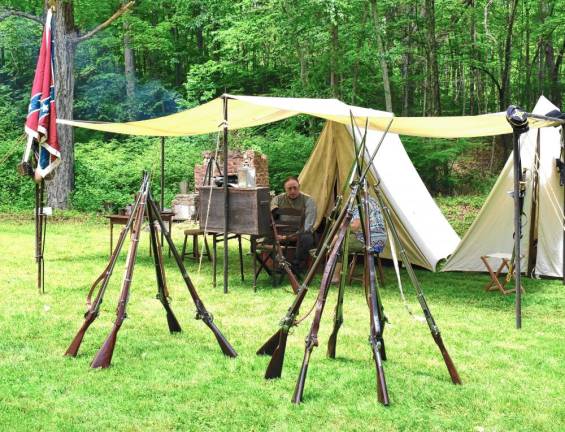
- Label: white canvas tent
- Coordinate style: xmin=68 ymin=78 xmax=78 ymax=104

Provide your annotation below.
xmin=299 ymin=119 xmax=460 ymax=271
xmin=443 ymin=96 xmax=564 ymax=277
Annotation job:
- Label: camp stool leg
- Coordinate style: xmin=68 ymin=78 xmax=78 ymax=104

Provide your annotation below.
xmin=213 ymin=233 xmax=218 ymax=288
xmin=481 ymin=255 xmax=505 ymax=293
xmin=238 ymin=234 xmax=244 ymax=282
xmin=252 ymin=237 xmax=257 ymax=292
xmin=500 ymin=258 xmax=526 ymax=295
xmin=376 ymin=253 xmax=385 ymax=287
xmin=181 ymin=232 xmax=189 ymax=261
xmin=203 ymin=235 xmax=211 ymax=262
xmin=192 ymin=233 xmax=200 ymax=259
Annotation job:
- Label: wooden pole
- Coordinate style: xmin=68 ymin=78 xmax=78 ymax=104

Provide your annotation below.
xmin=160 ymin=136 xmax=165 ymax=211
xmin=511 ymin=129 xmax=522 ymax=329
xmin=222 ymin=96 xmax=229 ymax=294
xmin=160 ymin=136 xmax=165 ymax=248
xmin=561 ymin=129 xmax=565 ymax=286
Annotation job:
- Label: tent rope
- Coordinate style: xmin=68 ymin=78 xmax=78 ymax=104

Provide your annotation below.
xmin=198 ymin=129 xmax=223 ymax=275
xmin=386 ymin=224 xmax=425 ymax=322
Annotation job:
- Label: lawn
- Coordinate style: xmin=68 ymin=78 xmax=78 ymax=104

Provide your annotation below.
xmin=0 ymin=218 xmax=564 ymax=432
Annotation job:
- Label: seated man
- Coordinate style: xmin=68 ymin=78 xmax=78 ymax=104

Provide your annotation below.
xmin=271 ymin=176 xmax=317 ymax=274
xmin=349 ymin=195 xmax=387 ymax=254
xmin=332 ymin=194 xmax=387 ymax=283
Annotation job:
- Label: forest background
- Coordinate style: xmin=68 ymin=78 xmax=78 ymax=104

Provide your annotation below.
xmin=0 ymin=0 xmax=563 ymax=213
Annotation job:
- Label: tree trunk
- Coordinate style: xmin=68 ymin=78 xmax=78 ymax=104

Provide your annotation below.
xmin=499 ymin=0 xmax=518 ymax=111
xmin=423 ymin=0 xmax=441 ymax=115
xmin=49 ymin=1 xmax=77 ymax=209
xmin=369 ymin=0 xmax=392 ymax=112
xmin=329 ymin=22 xmax=339 ymax=97
xmin=123 ymin=3 xmax=135 ymax=116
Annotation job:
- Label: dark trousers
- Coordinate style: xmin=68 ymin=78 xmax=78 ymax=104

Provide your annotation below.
xmin=292 ymin=232 xmax=314 ymax=272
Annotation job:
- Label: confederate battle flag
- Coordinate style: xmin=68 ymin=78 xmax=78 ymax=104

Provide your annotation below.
xmin=21 ymin=8 xmax=61 ymax=180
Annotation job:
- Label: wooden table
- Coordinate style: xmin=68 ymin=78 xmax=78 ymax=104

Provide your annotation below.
xmin=106 ymin=212 xmax=175 ymax=256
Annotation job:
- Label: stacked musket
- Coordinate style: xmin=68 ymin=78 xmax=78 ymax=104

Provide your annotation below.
xmin=257 ymin=115 xmax=461 ymax=405
xmin=65 ymin=172 xmax=237 ymax=368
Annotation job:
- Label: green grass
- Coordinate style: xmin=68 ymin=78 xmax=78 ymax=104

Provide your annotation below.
xmin=1 ymin=220 xmax=564 ymax=431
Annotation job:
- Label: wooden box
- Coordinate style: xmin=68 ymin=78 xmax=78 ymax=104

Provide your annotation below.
xmin=198 ymin=187 xmax=271 ymax=236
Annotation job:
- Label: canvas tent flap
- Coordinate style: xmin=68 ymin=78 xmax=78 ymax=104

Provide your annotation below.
xmin=58 ymin=94 xmax=560 ymax=139
xmin=443 ymin=96 xmax=563 ymax=277
xmin=299 ymin=121 xmax=460 ymax=271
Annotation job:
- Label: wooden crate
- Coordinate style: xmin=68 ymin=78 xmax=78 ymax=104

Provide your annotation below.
xmin=198 ymin=187 xmax=271 ymax=236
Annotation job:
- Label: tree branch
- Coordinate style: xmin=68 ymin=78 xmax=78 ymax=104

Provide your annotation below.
xmin=0 ymin=9 xmax=44 ymax=25
xmin=73 ymin=1 xmax=135 ymax=44
xmin=471 ymin=65 xmax=502 ymax=95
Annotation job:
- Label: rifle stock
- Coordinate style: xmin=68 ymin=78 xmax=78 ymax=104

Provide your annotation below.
xmin=264 ymin=330 xmax=288 ymax=379
xmin=371 ymin=338 xmax=390 ymax=405
xmin=90 ymin=321 xmax=121 ymax=368
xmin=163 ymin=302 xmax=182 ymax=333
xmin=64 ymin=311 xmax=97 ymax=357
xmin=326 ymin=318 xmax=342 ymax=359
xmin=256 ymin=328 xmax=282 ymax=356
xmin=259 ymin=286 xmax=309 ymax=379
xmin=291 ymin=346 xmax=313 ymax=404
xmin=147 ymin=207 xmax=182 ymax=334
xmin=432 ymin=332 xmax=462 ymax=385
xmin=200 ymin=315 xmax=238 ymax=357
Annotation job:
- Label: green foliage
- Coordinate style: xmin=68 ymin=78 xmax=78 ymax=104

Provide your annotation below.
xmin=403 ymin=137 xmax=496 ymax=195
xmin=72 ymin=136 xmax=211 ymax=212
xmin=1 ymin=0 xmax=564 ymax=207
xmin=435 ymin=194 xmax=487 ymax=236
xmin=0 ymin=138 xmax=35 ymax=212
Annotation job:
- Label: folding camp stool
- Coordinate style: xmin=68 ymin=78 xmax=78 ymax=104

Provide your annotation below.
xmin=181 ymin=228 xmax=211 ymax=262
xmin=480 ymin=253 xmax=525 ymax=295
xmin=348 ymin=252 xmax=385 ymax=287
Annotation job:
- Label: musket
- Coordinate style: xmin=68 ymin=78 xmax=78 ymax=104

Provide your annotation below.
xmin=147 ymin=205 xmax=182 ymax=333
xmin=313 ymin=124 xmax=366 ymax=259
xmin=257 ymin=117 xmax=394 ymax=379
xmin=362 ymin=183 xmax=389 ymax=405
xmin=91 ymin=174 xmax=150 ymax=368
xmin=326 ymin=226 xmax=350 ymax=359
xmin=292 ymin=210 xmax=351 ymax=403
xmin=270 ymin=211 xmax=300 ymax=294
xmin=65 ymin=173 xmax=149 ymax=357
xmin=147 ymin=194 xmax=237 ymax=358
xmin=374 ymin=186 xmax=462 ymax=385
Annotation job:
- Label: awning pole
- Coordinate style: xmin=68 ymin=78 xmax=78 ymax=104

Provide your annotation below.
xmin=222 ymin=96 xmax=229 ymax=294
xmin=160 ymin=136 xmax=165 ymax=211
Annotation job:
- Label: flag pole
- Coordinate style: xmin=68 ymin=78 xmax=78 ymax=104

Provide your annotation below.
xmin=506 ymin=106 xmax=529 ymax=329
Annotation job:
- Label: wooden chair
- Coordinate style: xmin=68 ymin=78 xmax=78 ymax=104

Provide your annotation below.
xmin=481 ymin=253 xmax=525 ymax=295
xmin=211 ymin=232 xmax=245 ymax=287
xmin=252 ymin=207 xmax=304 ymax=290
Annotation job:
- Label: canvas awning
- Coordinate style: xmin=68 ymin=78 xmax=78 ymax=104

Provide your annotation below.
xmin=57 ymin=94 xmax=560 ymax=138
